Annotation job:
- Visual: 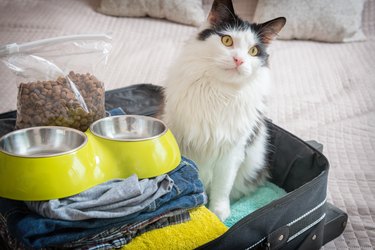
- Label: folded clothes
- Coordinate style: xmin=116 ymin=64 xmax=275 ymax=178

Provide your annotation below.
xmin=224 ymin=181 xmax=287 ymax=227
xmin=0 ymin=157 xmax=207 ymax=249
xmin=123 ymin=206 xmax=228 ymax=250
xmin=62 ymin=209 xmax=191 ymax=250
xmin=0 ymin=209 xmax=190 ymax=250
xmin=26 ymin=174 xmax=174 ymax=221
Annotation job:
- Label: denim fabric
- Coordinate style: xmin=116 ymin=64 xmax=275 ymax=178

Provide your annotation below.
xmin=0 ymin=157 xmax=206 ymax=249
xmin=0 ymin=204 xmax=28 ymax=250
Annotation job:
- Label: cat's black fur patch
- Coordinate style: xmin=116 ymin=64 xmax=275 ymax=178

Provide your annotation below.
xmin=244 ymin=116 xmax=270 ymax=187
xmin=197 ymin=14 xmax=251 ymax=41
xmin=245 ymin=113 xmax=264 ymax=148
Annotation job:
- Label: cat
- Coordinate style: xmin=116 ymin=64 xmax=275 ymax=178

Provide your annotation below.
xmin=162 ymin=0 xmax=286 ymax=221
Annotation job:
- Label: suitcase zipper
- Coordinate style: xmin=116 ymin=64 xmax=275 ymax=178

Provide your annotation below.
xmin=245 ymin=197 xmax=327 ymax=249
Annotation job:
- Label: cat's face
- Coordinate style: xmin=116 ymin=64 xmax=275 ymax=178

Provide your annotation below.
xmin=194 ymin=0 xmax=285 ymax=86
xmin=197 ymin=25 xmax=268 ymax=84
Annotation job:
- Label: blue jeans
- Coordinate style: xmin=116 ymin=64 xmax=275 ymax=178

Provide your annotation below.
xmin=0 ymin=157 xmax=207 ymax=249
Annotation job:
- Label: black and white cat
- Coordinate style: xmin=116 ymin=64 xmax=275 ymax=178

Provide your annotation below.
xmin=163 ymin=0 xmax=286 ymax=221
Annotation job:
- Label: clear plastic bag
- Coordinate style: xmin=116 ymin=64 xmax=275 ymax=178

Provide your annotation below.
xmin=0 ymin=34 xmax=112 ymax=131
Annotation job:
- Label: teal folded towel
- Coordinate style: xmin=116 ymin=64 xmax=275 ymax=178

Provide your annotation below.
xmin=224 ymin=182 xmax=287 ymax=227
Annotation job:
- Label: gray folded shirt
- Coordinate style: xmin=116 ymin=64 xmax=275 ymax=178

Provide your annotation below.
xmin=26 ymin=174 xmax=174 ymax=221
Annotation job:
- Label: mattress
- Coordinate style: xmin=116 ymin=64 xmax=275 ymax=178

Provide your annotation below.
xmin=0 ymin=0 xmax=374 ymax=248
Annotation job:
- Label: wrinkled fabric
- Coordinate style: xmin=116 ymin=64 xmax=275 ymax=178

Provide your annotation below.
xmin=26 ymin=174 xmax=174 ymax=221
xmin=63 ymin=209 xmax=190 ymax=250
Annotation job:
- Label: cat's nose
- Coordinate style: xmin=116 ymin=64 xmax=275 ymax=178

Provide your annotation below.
xmin=233 ymin=56 xmax=244 ymax=67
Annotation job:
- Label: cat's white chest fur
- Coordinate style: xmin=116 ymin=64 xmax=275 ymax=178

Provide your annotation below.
xmin=164 ymin=68 xmax=269 ymax=157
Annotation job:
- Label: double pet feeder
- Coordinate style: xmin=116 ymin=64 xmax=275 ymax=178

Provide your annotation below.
xmin=0 ymin=115 xmax=181 ymax=201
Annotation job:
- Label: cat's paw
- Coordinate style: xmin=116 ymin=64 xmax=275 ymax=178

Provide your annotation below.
xmin=209 ymin=200 xmax=231 ymax=221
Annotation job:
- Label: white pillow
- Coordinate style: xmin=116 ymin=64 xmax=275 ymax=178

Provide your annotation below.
xmin=253 ymin=0 xmax=366 ymax=43
xmin=98 ymin=0 xmax=205 ymax=27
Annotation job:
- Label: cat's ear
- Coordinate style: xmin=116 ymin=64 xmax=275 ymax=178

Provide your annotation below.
xmin=208 ymin=0 xmax=236 ymax=26
xmin=257 ymin=17 xmax=286 ymax=44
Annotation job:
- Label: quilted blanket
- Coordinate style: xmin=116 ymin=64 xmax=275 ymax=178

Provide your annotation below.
xmin=0 ymin=0 xmax=374 ymax=248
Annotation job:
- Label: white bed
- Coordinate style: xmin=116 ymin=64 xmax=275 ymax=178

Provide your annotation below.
xmin=0 ymin=0 xmax=374 ymax=248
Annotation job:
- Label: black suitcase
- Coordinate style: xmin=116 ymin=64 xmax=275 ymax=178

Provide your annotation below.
xmin=0 ymin=84 xmax=347 ymax=250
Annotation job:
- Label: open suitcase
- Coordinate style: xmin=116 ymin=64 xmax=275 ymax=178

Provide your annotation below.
xmin=0 ymin=84 xmax=347 ymax=249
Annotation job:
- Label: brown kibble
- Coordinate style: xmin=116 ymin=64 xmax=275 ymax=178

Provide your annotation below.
xmin=96 ymin=81 xmax=103 ymax=88
xmin=61 ymin=91 xmax=67 ymax=99
xmin=80 ymin=118 xmax=88 ymax=125
xmin=33 ymin=88 xmax=41 ymax=96
xmin=34 ymin=116 xmax=42 ymax=124
xmin=66 ymin=92 xmax=74 ymax=100
xmin=21 ymin=87 xmax=30 ymax=95
xmin=30 ymin=93 xmax=39 ymax=101
xmin=45 ymin=82 xmax=52 ymax=90
xmin=16 ymin=71 xmax=105 ymax=131
xmin=35 ymin=100 xmax=44 ymax=106
xmin=56 ymin=77 xmax=64 ymax=84
xmin=96 ymin=88 xmax=104 ymax=95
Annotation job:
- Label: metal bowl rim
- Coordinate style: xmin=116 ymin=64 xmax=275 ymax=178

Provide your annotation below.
xmin=0 ymin=126 xmax=88 ymax=158
xmin=89 ymin=115 xmax=168 ymax=142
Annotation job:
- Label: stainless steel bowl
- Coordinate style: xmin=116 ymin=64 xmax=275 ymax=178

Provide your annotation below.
xmin=0 ymin=126 xmax=87 ymax=157
xmin=90 ymin=115 xmax=167 ymax=141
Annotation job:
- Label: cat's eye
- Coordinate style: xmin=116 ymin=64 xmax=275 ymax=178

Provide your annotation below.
xmin=249 ymin=46 xmax=259 ymax=56
xmin=221 ymin=35 xmax=233 ymax=47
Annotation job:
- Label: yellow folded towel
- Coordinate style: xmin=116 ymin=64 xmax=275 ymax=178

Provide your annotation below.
xmin=122 ymin=206 xmax=228 ymax=250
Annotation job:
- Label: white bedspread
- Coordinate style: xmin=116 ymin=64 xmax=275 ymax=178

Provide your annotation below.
xmin=0 ymin=0 xmax=374 ymax=248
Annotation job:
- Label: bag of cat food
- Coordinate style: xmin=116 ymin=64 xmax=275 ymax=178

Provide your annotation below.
xmin=0 ymin=34 xmax=112 ymax=131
